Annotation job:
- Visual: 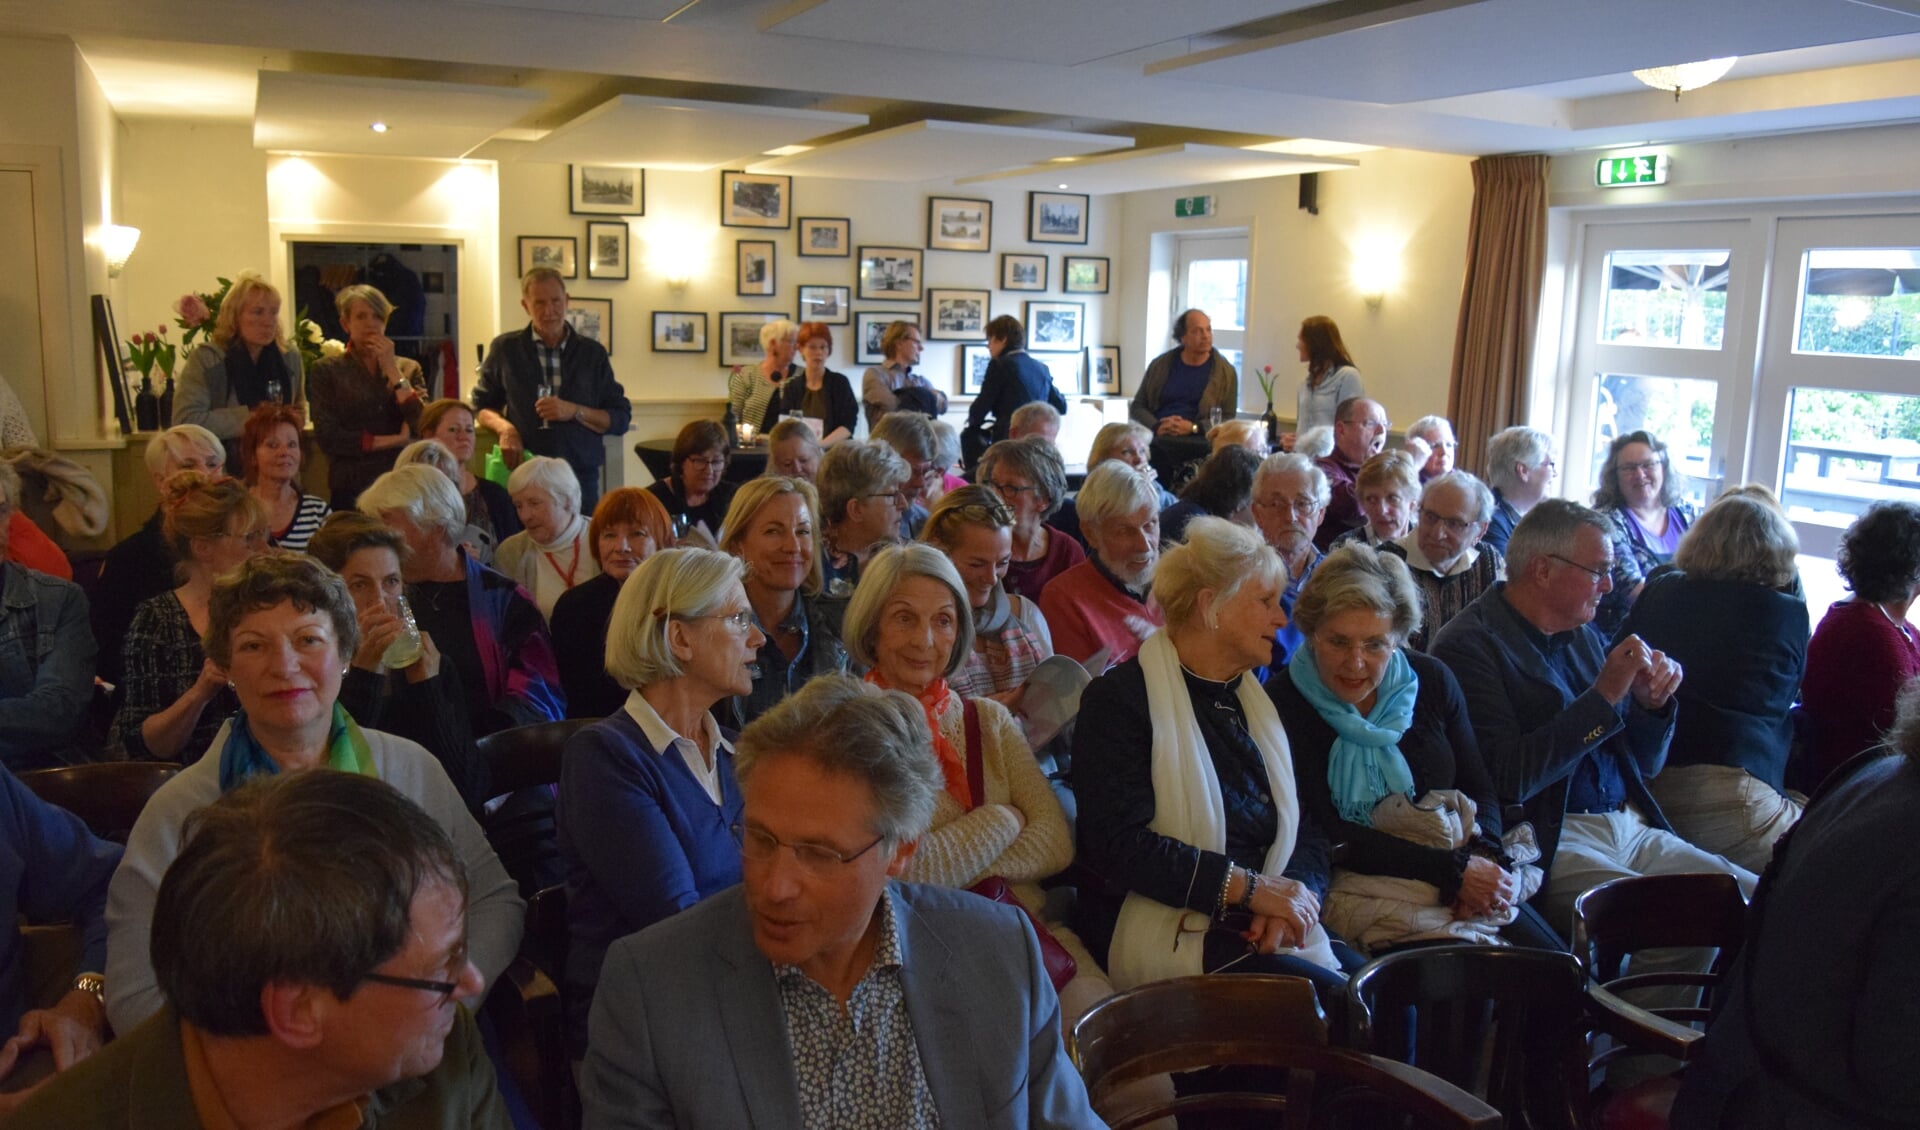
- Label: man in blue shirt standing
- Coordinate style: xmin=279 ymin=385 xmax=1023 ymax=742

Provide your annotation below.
xmin=965 ymin=315 xmax=1067 ymax=467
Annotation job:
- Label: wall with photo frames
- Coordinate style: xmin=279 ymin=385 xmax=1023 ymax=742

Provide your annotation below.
xmin=494 ymin=161 xmax=1121 ymax=414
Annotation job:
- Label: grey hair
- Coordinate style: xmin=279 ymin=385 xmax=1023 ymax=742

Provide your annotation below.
xmin=1674 ymin=490 xmax=1800 ymax=589
xmin=332 ymin=283 xmax=394 ymax=324
xmin=817 ymin=439 xmax=910 ymax=526
xmin=395 ymin=439 xmax=462 ymax=486
xmin=1088 ymin=421 xmax=1153 ymax=468
xmin=1009 ymin=401 xmax=1061 ymax=435
xmin=734 ymin=674 xmax=944 ymax=842
xmin=977 ymin=437 xmax=1069 ymax=519
xmin=1075 ymin=460 xmax=1159 ymax=530
xmin=144 ymin=424 xmax=225 ymax=477
xmin=1255 ymin=453 xmax=1332 ymax=509
xmin=1486 ymin=426 xmax=1552 ymax=493
xmin=507 ymin=455 xmax=582 ymax=517
xmin=1291 ymin=541 xmax=1423 ymax=645
xmin=757 ymin=318 xmax=798 ymax=353
xmin=1152 ymin=516 xmax=1287 ymax=633
xmin=358 ymin=464 xmax=467 ymax=545
xmin=1406 ymin=415 xmax=1455 ymax=446
xmin=929 ymin=419 xmax=961 ymax=474
xmin=1293 ymin=426 xmax=1335 ymax=460
xmin=871 ymin=410 xmax=937 ymax=465
xmin=1505 ymin=497 xmax=1611 ymax=579
xmin=604 ymin=547 xmax=747 ymax=690
xmin=841 ymin=542 xmax=976 ymax=676
xmin=1424 ymin=470 xmax=1495 ymax=524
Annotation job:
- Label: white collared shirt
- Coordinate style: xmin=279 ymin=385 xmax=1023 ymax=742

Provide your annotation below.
xmin=1397 ymin=533 xmax=1480 ymax=579
xmin=622 ymin=689 xmax=729 ymax=805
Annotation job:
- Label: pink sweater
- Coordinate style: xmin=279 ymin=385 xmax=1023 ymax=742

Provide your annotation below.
xmin=1038 ymin=560 xmax=1163 ymax=669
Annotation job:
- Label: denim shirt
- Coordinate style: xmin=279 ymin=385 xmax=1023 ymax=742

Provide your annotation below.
xmin=0 ymin=562 xmax=97 ymax=768
xmin=731 ymin=590 xmax=850 ymax=727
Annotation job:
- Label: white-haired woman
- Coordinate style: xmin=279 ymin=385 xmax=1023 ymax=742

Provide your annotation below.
xmin=173 ymin=272 xmax=303 ymax=447
xmin=727 ymin=318 xmax=798 ymax=432
xmin=1270 ymin=542 xmax=1556 ymax=954
xmin=921 ymin=485 xmax=1053 ymax=702
xmin=1088 ymin=420 xmax=1176 ymax=509
xmin=358 ymin=464 xmax=566 ymax=733
xmin=306 ymin=282 xmax=429 ymax=508
xmin=1074 ymin=517 xmax=1358 ymax=1008
xmin=496 ymin=455 xmax=599 ymax=619
xmin=1620 ymin=488 xmax=1809 ymax=872
xmin=557 ymin=547 xmax=765 ymax=1055
xmin=719 ymin=476 xmax=848 ymax=727
xmin=816 ymin=439 xmax=911 ymax=593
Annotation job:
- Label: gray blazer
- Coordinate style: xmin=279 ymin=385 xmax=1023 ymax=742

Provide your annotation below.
xmin=582 ymin=882 xmax=1104 ymax=1130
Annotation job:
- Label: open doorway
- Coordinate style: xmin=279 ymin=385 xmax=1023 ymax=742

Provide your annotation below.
xmin=288 ymin=241 xmax=461 ymax=397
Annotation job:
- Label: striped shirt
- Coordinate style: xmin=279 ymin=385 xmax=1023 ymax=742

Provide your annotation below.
xmin=269 ymin=494 xmax=331 ymax=553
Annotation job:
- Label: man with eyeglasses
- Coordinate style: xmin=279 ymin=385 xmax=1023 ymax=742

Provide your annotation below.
xmin=1313 ymin=397 xmax=1391 ymax=552
xmin=10 ymin=770 xmax=507 ymax=1129
xmin=582 ymin=675 xmax=1101 ymax=1130
xmin=1250 ymin=453 xmax=1331 ymax=670
xmin=1386 ymin=470 xmax=1503 ymax=651
xmin=1431 ymin=499 xmax=1754 ymax=954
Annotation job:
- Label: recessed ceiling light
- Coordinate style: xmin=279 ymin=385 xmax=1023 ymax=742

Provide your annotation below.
xmin=1057 ymin=183 xmax=1069 ymax=189
xmin=370 ymin=121 xmax=390 ymax=133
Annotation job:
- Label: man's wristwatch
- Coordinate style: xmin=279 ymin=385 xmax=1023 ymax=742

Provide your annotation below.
xmin=73 ymin=971 xmax=105 ymax=1008
xmin=572 ymin=407 xmax=585 ymax=423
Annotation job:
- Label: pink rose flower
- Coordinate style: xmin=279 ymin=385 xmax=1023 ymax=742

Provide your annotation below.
xmin=174 ymin=294 xmax=210 ymax=325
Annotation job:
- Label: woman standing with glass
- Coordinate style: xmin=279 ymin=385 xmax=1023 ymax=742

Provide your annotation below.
xmin=306 ymin=283 xmax=429 ymax=508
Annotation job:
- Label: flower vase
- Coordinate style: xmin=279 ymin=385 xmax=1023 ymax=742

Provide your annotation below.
xmin=134 ymin=374 xmax=160 ymax=432
xmin=159 ymin=376 xmax=176 ymax=428
xmin=1260 ymin=400 xmax=1280 ymax=449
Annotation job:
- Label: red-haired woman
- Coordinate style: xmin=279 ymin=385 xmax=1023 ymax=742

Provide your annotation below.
xmin=240 ymin=402 xmax=329 ymax=552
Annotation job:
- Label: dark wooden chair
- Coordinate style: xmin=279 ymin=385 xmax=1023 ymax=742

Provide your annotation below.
xmin=1347 ymin=947 xmax=1699 ymax=1130
xmin=487 ymin=883 xmax=575 ymax=1130
xmin=1070 ymin=973 xmax=1503 ymax=1130
xmin=18 ymin=761 xmax=179 ymax=843
xmin=476 ymin=719 xmax=591 ymax=900
xmin=1573 ymin=872 xmax=1748 ymax=1032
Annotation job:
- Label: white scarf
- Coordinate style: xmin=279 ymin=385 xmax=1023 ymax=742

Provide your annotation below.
xmin=1108 ymin=630 xmax=1338 ymax=989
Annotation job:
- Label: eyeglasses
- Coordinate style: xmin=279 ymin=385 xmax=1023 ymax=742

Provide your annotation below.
xmin=1617 ymin=459 xmax=1663 ymax=476
xmin=1419 ymin=508 xmax=1475 ymax=535
xmin=1548 ymin=553 xmax=1613 ymax=582
xmin=732 ymin=823 xmax=885 ymax=874
xmin=684 ymin=609 xmax=756 ymax=631
xmin=985 ymin=480 xmax=1038 ymax=497
xmin=864 ymin=490 xmax=911 ymax=507
xmin=686 ymin=456 xmax=729 ymax=470
xmin=1254 ymin=495 xmax=1320 ymax=516
xmin=359 ymin=970 xmax=459 ymax=1004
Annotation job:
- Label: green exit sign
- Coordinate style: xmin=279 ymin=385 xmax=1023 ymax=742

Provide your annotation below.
xmin=1596 ymin=152 xmax=1670 ymax=188
xmin=1174 ymin=194 xmax=1215 ymax=218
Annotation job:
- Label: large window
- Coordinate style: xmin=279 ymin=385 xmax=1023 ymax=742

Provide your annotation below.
xmin=1600 ymin=249 xmax=1731 ymax=349
xmin=1793 ymin=247 xmax=1920 ymax=359
xmin=1176 ymin=234 xmax=1248 ymax=376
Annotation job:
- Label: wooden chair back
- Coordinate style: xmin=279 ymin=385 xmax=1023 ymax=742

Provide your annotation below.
xmin=18 ymin=761 xmax=179 ymax=843
xmin=1573 ymin=872 xmax=1748 ymax=1025
xmin=476 ymin=719 xmax=591 ymax=899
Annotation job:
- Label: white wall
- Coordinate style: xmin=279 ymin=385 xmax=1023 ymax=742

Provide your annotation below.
xmin=1113 ymin=148 xmax=1475 ymax=429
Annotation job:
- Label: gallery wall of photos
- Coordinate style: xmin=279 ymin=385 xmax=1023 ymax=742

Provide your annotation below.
xmin=496 ymin=161 xmax=1125 ymax=405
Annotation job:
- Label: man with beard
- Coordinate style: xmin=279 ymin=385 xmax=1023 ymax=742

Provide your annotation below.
xmin=1250 ymin=453 xmax=1330 ymax=670
xmin=1313 ymin=397 xmax=1390 ymax=551
xmin=1038 ymin=462 xmax=1165 ymax=668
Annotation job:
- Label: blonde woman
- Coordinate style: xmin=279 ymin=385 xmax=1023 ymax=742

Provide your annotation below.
xmin=920 ymin=485 xmax=1053 ymax=701
xmin=718 ymin=475 xmax=848 ymax=727
xmin=173 ymin=272 xmax=303 ymax=445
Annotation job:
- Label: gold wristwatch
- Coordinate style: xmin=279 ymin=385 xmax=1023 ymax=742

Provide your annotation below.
xmin=74 ymin=971 xmax=106 ymax=1007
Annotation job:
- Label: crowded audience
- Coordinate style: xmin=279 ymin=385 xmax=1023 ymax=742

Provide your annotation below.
xmin=237 ymin=402 xmax=329 ymax=552
xmin=419 ymin=397 xmax=522 ymax=556
xmin=1392 ymin=469 xmax=1502 ymax=651
xmin=1313 ymin=396 xmax=1392 ymax=550
xmin=816 ymin=438 xmax=909 ymax=592
xmin=920 ymin=485 xmax=1053 ymax=701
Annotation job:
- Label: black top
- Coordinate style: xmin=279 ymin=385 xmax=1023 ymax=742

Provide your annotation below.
xmin=1071 ymin=656 xmax=1332 ymax=966
xmin=337 ymin=665 xmax=486 ymax=812
xmin=471 ymin=324 xmax=632 ymax=478
xmin=966 ymin=350 xmax=1066 ymax=444
xmin=646 ymin=478 xmax=738 ymax=537
xmin=91 ymin=508 xmax=174 ymax=689
xmin=551 ymin=572 xmax=626 ymax=720
xmin=761 ymin=369 xmax=858 ymax=440
xmin=1269 ymin=649 xmax=1503 ymax=902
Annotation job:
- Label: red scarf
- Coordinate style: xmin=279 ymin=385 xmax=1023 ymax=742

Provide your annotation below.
xmin=864 ymin=670 xmax=971 ymax=810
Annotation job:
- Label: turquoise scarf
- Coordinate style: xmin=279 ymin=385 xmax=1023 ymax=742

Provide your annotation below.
xmin=1287 ymin=642 xmax=1419 ymax=826
xmin=217 ymin=703 xmax=376 ymax=792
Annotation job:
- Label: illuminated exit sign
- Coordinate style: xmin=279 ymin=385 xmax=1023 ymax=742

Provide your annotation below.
xmin=1596 ymin=152 xmax=1670 ymax=188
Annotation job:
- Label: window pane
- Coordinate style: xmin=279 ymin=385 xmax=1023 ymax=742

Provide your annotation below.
xmin=1592 ymin=374 xmax=1718 ymax=505
xmin=1215 ymin=347 xmax=1243 ymax=375
xmin=1794 ymin=248 xmax=1920 ymax=360
xmin=1782 ymin=387 xmax=1920 ymax=528
xmin=1187 ymin=259 xmax=1247 ymax=331
xmin=1600 ymin=249 xmax=1731 ymax=350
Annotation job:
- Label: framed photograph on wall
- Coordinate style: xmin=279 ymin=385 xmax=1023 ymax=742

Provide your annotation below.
xmin=1064 ymin=255 xmax=1110 ymax=294
xmin=518 ymin=235 xmax=577 ymax=279
xmin=565 ymin=297 xmax=612 ymax=352
xmin=1040 ymin=351 xmax=1084 ymax=397
xmin=1089 ymin=345 xmax=1122 ymax=395
xmin=570 ymin=164 xmax=644 ymax=216
xmin=586 ymin=221 xmax=629 ymax=280
xmin=737 ymin=240 xmax=776 ymax=297
xmin=857 ymin=245 xmax=924 ymax=302
xmin=721 ymin=170 xmax=792 ymax=229
xmin=1000 ymin=253 xmax=1047 ymax=292
xmin=798 ymin=285 xmax=850 ymax=325
xmin=1028 ymin=190 xmax=1089 ymax=245
xmin=797 ymin=217 xmax=851 ymax=257
xmin=959 ymin=343 xmax=992 ymax=396
xmin=1024 ymin=299 xmax=1084 ymax=352
xmin=926 ymin=196 xmax=991 ymax=253
xmin=856 ymin=311 xmax=918 ymax=365
xmin=651 ymin=311 xmax=707 ymax=354
xmin=720 ymin=311 xmax=791 ymax=367
xmin=927 ymin=287 xmax=989 ymax=341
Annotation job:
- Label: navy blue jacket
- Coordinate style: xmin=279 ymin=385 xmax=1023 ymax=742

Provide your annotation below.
xmin=0 ymin=770 xmax=121 ymax=1033
xmin=472 ymin=325 xmax=631 ymax=481
xmin=967 ymin=350 xmax=1066 ymax=444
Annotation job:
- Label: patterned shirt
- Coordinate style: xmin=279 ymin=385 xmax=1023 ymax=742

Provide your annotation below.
xmin=113 ymin=592 xmax=238 ymax=764
xmin=774 ymin=892 xmax=941 ymax=1130
xmin=534 ymin=327 xmax=568 ymax=393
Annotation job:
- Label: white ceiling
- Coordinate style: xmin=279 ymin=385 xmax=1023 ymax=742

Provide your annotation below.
xmin=253 ymin=72 xmax=545 ymax=158
xmin=957 ymin=144 xmax=1357 ymax=195
xmin=18 ymin=0 xmax=1920 ymax=173
xmin=512 ymin=94 xmax=868 ymax=171
xmin=745 ymin=120 xmax=1131 ymax=182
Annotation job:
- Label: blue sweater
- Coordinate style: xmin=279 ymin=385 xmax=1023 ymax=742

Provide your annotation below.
xmin=0 ymin=771 xmax=122 ymax=1033
xmin=556 ymin=709 xmax=742 ymax=1048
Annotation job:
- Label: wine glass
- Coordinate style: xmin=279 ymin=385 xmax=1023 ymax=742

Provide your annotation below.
xmin=536 ymin=382 xmax=555 ymax=429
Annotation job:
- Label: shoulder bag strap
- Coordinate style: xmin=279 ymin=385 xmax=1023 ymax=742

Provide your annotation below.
xmin=963 ymin=697 xmax=985 ymax=808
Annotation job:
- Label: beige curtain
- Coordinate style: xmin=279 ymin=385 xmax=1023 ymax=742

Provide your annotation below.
xmin=1447 ymin=154 xmax=1549 ymax=476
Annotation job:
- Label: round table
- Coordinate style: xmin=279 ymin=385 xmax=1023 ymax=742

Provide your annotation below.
xmin=633 ymin=438 xmax=767 ymax=485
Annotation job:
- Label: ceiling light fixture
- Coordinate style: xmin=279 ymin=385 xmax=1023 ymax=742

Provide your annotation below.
xmin=369 ymin=121 xmax=390 ymax=133
xmin=1632 ymin=57 xmax=1738 ymax=101
xmin=1057 ymin=183 xmax=1070 ymax=189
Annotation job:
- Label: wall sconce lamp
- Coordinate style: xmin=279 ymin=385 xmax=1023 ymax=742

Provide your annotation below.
xmin=1351 ymin=239 xmax=1403 ymax=310
xmin=101 ymin=224 xmax=142 ymax=278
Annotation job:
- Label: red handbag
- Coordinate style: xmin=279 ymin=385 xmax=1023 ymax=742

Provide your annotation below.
xmin=959 ymin=699 xmax=1077 ymax=993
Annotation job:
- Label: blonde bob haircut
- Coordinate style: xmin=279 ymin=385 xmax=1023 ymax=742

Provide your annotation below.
xmin=332 ymin=284 xmax=395 ymax=324
xmin=1088 ymin=421 xmax=1154 ymax=469
xmin=1153 ymin=516 xmax=1287 ymax=632
xmin=507 ymin=455 xmax=582 ymax=516
xmin=758 ymin=318 xmax=799 ymax=353
xmin=1291 ymin=541 xmax=1423 ymax=646
xmin=840 ymin=542 xmax=975 ymax=677
xmin=604 ymin=547 xmax=748 ymax=690
xmin=144 ymin=424 xmax=225 ymax=478
xmin=210 ymin=272 xmax=290 ymax=351
xmin=357 ymin=464 xmax=467 ymax=544
xmin=719 ymin=476 xmax=826 ymax=597
xmin=1674 ymin=488 xmax=1800 ymax=590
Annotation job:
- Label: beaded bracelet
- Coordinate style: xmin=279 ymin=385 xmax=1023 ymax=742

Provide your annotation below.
xmin=1212 ymin=866 xmax=1235 ymax=920
xmin=1238 ymin=868 xmax=1260 ymax=914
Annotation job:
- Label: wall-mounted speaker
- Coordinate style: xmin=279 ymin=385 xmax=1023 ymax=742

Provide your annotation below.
xmin=1299 ymin=172 xmax=1319 ymax=216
